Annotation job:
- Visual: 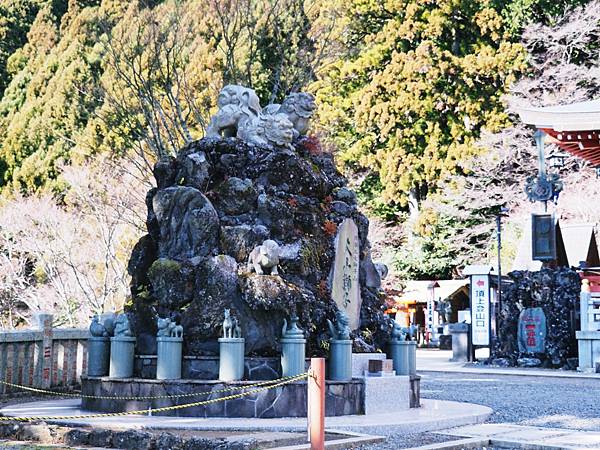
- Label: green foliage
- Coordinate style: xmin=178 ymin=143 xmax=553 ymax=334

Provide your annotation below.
xmin=355 ymin=173 xmax=403 ymax=222
xmin=0 ymin=2 xmax=103 ymax=194
xmin=499 ymin=0 xmax=590 ymax=35
xmin=312 ymin=0 xmax=527 ymax=213
xmin=0 ymin=0 xmax=323 ymax=194
xmin=0 ymin=0 xmax=49 ymax=95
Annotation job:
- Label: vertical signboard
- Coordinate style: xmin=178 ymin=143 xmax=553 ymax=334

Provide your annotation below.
xmin=426 ymin=295 xmax=435 ymax=335
xmin=471 ymin=275 xmax=490 ymax=346
xmin=531 ymin=213 xmax=556 ymax=261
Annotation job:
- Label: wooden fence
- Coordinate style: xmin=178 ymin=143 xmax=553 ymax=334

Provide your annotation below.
xmin=0 ymin=313 xmax=88 ymax=394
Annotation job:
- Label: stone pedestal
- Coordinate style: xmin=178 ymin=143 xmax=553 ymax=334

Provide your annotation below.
xmin=448 ymin=323 xmax=470 ymax=362
xmin=219 ymin=338 xmax=245 ymax=381
xmin=157 ymin=336 xmax=183 ymax=380
xmin=389 ymin=341 xmax=411 ymax=375
xmin=109 ymin=336 xmax=136 ymax=378
xmin=576 ymin=330 xmax=600 ymax=372
xmin=407 ymin=341 xmax=416 ymax=375
xmin=363 ymin=375 xmax=420 ymax=414
xmin=351 ymin=353 xmax=386 ymax=377
xmin=281 ymin=337 xmax=306 ymax=377
xmin=328 ymin=339 xmax=352 ymax=381
xmin=87 ymin=336 xmax=110 ymax=377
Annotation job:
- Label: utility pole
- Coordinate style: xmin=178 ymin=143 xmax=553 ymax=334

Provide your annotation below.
xmin=494 ymin=208 xmax=508 ymax=355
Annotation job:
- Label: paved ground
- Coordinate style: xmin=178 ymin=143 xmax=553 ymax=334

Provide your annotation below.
xmin=359 ymin=349 xmax=600 ymax=449
xmin=0 ymin=398 xmax=490 ymax=433
xmin=4 ymin=351 xmax=599 ymax=449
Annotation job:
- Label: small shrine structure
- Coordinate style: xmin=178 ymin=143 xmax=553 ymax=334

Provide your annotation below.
xmin=518 ymin=99 xmax=600 ymax=371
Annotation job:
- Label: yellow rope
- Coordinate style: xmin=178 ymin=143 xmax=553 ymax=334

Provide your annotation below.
xmin=0 ymin=373 xmax=308 ymax=422
xmin=0 ymin=373 xmax=306 ymax=400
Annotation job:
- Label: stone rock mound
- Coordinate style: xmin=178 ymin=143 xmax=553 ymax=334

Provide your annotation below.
xmin=127 ymin=136 xmax=390 ymax=356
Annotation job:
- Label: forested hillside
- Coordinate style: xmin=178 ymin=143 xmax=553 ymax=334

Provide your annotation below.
xmin=0 ymin=0 xmax=598 ymax=326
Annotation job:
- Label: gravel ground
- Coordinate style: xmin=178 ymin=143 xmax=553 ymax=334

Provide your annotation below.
xmin=420 ymin=372 xmax=600 ymax=430
xmin=359 ymin=371 xmax=600 ymax=449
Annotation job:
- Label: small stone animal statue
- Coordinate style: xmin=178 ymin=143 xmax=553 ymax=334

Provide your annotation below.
xmin=157 ymin=317 xmax=184 ymax=338
xmin=113 ymin=313 xmax=133 ymax=337
xmin=157 ymin=317 xmax=172 ymax=337
xmin=400 ymin=325 xmax=418 ymax=341
xmin=232 ymin=316 xmax=242 ymax=338
xmin=282 ymin=315 xmax=304 ymax=339
xmin=238 ymin=113 xmax=295 ymax=150
xmin=171 ymin=323 xmax=184 ymax=338
xmin=222 ymin=309 xmax=234 ymax=339
xmin=89 ymin=315 xmax=107 ymax=337
xmin=101 ymin=313 xmax=116 ymax=336
xmin=391 ymin=321 xmax=406 ymax=342
xmin=206 ymin=85 xmax=316 ymax=149
xmin=263 ymin=92 xmax=316 ymax=137
xmin=436 ymin=298 xmax=452 ymax=324
xmin=247 ymin=239 xmax=280 ymax=275
xmin=206 ymin=85 xmax=262 ymax=138
xmin=327 ymin=310 xmax=351 ymax=340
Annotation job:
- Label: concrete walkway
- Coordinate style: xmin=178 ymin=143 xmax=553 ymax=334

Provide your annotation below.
xmin=444 ymin=423 xmax=600 ymax=449
xmin=417 ymin=348 xmax=600 ymax=379
xmin=0 ymin=398 xmax=491 ymax=434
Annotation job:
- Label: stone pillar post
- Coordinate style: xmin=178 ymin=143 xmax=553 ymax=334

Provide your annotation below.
xmin=328 ymin=339 xmax=352 ymax=381
xmin=448 ymin=323 xmax=470 ymax=362
xmin=581 ymin=279 xmax=591 ymax=331
xmin=157 ymin=336 xmax=183 ymax=380
xmin=219 ymin=338 xmax=245 ymax=381
xmin=109 ymin=336 xmax=136 ymax=378
xmin=389 ymin=340 xmax=410 ymax=375
xmin=32 ymin=312 xmax=53 ymax=388
xmin=87 ymin=337 xmax=111 ymax=377
xmin=408 ymin=341 xmax=417 ymax=375
xmin=281 ymin=315 xmax=306 ymax=377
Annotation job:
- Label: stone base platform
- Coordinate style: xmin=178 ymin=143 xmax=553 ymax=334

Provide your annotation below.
xmin=81 ymin=377 xmax=364 ymax=418
xmin=134 ymin=355 xmax=284 ymax=380
xmin=0 ymin=398 xmax=491 ymax=433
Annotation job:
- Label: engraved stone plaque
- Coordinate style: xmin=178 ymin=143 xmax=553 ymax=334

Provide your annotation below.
xmin=331 ymin=218 xmax=361 ymax=330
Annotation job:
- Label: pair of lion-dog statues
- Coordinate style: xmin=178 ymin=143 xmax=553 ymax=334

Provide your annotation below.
xmin=206 ymin=85 xmax=316 ymax=150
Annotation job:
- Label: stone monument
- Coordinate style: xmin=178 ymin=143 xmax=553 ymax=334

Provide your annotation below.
xmin=126 ymin=85 xmax=391 ymax=358
xmin=331 ymin=218 xmax=361 ymax=331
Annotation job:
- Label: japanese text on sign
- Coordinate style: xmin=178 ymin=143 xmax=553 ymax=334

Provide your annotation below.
xmin=471 ymin=275 xmax=490 ymax=346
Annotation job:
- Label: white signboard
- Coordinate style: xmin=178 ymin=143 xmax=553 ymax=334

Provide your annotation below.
xmin=426 ymin=296 xmax=435 ymax=334
xmin=331 ymin=219 xmax=361 ymax=330
xmin=471 ymin=275 xmax=490 ymax=346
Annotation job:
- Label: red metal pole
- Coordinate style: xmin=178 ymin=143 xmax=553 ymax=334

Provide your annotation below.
xmin=308 ymin=357 xmax=325 ymax=450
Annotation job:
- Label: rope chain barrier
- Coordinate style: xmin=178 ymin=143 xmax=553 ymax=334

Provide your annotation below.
xmin=0 ymin=373 xmax=308 ymax=422
xmin=0 ymin=372 xmax=307 ymax=400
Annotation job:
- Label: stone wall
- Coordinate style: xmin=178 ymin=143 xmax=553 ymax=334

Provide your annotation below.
xmin=493 ymin=267 xmax=580 ymax=368
xmin=0 ymin=313 xmax=87 ymax=393
xmin=134 ymin=355 xmax=283 ymax=380
xmin=81 ymin=377 xmax=364 ymax=418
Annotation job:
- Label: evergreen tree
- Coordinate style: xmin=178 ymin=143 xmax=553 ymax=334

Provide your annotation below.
xmin=312 ymin=0 xmax=526 ymax=218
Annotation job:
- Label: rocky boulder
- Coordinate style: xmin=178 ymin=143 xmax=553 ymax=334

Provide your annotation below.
xmin=126 ymin=136 xmax=390 ymax=356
